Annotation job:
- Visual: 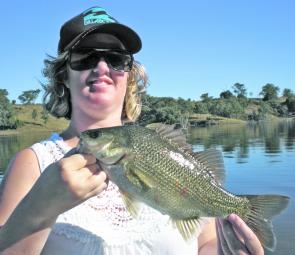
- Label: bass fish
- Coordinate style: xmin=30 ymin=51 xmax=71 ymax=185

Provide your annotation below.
xmin=78 ymin=123 xmax=289 ymax=251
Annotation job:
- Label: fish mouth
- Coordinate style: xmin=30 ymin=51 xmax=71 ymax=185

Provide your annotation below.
xmin=80 ymin=134 xmax=114 ymax=158
xmin=94 ymin=137 xmax=114 ymax=153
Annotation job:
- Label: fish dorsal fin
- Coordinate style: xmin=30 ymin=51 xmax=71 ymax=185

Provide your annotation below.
xmin=192 ymin=149 xmax=225 ymax=185
xmin=145 ymin=123 xmax=192 ymax=151
xmin=172 ymin=218 xmax=202 ymax=241
xmin=120 ymin=191 xmax=141 ymax=218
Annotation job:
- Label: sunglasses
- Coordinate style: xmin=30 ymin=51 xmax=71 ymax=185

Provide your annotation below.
xmin=68 ymin=49 xmax=134 ymax=72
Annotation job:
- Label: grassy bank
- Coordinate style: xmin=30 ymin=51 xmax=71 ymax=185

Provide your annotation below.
xmin=1 ymin=104 xmax=287 ymax=136
xmin=0 ymin=104 xmax=68 ymax=135
xmin=188 ymin=114 xmax=246 ymax=127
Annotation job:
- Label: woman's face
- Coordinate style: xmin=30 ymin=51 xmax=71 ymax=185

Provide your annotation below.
xmin=65 ymin=52 xmax=129 ymax=120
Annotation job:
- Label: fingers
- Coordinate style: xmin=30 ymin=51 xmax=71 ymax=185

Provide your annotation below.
xmin=64 ymin=147 xmax=78 ymax=157
xmin=61 ymin=153 xmax=97 ymax=170
xmin=58 ymin=153 xmax=108 ymax=198
xmin=86 ymin=170 xmax=108 ymax=190
xmin=228 ymin=214 xmax=264 ymax=255
xmin=75 ymin=158 xmax=108 ymax=192
xmin=86 ymin=179 xmax=108 ymax=198
xmin=216 ymin=218 xmax=231 ymax=255
xmin=218 ymin=218 xmax=250 ymax=254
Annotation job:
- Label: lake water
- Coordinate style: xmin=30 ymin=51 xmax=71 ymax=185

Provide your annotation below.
xmin=0 ymin=119 xmax=295 ymax=255
xmin=188 ymin=119 xmax=295 ymax=255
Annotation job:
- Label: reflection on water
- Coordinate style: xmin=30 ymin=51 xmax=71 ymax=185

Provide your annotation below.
xmin=189 ymin=119 xmax=295 ymax=255
xmin=0 ymin=119 xmax=295 ymax=254
xmin=0 ymin=131 xmax=52 ymax=175
xmin=189 ymin=119 xmax=295 ymax=160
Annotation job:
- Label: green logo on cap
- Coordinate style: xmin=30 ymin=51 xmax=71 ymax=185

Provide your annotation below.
xmin=83 ymin=7 xmax=116 ymax=25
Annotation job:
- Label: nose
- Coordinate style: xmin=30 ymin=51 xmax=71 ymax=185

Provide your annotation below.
xmin=92 ymin=57 xmax=110 ymax=74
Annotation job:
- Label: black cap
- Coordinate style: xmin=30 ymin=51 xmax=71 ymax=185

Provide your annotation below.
xmin=58 ymin=6 xmax=142 ymax=54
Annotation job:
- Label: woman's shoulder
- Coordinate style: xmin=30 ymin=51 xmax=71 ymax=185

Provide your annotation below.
xmin=7 ymin=148 xmax=41 ymax=180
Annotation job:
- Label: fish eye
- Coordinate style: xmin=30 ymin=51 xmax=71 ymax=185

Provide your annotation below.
xmin=88 ymin=132 xmax=99 ymax=139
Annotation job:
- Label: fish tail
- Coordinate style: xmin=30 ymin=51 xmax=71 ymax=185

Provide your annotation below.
xmin=239 ymin=194 xmax=289 ymax=251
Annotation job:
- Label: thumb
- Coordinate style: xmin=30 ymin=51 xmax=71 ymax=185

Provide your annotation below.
xmin=64 ymin=147 xmax=79 ymax=158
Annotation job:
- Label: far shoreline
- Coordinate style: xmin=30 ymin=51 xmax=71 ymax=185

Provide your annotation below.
xmin=1 ymin=116 xmax=294 ymax=136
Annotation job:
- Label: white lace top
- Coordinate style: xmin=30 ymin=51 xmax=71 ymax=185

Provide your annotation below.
xmin=30 ymin=133 xmax=205 ymax=255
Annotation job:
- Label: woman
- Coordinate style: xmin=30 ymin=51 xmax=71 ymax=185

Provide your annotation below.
xmin=0 ymin=6 xmax=264 ymax=255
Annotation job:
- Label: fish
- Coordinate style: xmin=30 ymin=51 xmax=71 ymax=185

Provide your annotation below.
xmin=77 ymin=123 xmax=289 ymax=252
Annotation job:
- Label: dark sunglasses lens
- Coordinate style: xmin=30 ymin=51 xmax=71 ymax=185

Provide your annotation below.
xmin=69 ymin=50 xmax=133 ymax=71
xmin=105 ymin=52 xmax=132 ymax=71
xmin=69 ymin=51 xmax=97 ymax=70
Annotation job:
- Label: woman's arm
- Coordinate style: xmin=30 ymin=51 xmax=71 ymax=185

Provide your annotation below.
xmin=0 ymin=149 xmax=53 ymax=254
xmin=0 ymin=149 xmax=107 ymax=254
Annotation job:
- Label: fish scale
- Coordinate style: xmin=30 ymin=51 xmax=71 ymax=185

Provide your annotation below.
xmin=125 ymin=125 xmax=249 ymax=218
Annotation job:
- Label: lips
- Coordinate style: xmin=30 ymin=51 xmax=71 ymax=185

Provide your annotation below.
xmin=87 ymin=76 xmax=113 ymax=92
xmin=87 ymin=76 xmax=113 ymax=85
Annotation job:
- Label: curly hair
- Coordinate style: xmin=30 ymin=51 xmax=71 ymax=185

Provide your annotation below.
xmin=42 ymin=51 xmax=148 ymax=122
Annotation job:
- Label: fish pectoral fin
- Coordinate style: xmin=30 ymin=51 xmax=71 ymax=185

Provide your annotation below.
xmin=120 ymin=191 xmax=141 ymax=218
xmin=124 ymin=169 xmax=156 ymax=191
xmin=172 ymin=218 xmax=201 ymax=241
xmin=124 ymin=168 xmax=146 ymax=190
xmin=133 ymin=171 xmax=157 ymax=189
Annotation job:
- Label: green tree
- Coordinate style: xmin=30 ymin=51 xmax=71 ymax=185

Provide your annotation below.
xmin=281 ymin=88 xmax=295 ymax=113
xmin=258 ymin=101 xmax=272 ymax=119
xmin=32 ymin=109 xmax=38 ymax=120
xmin=200 ymin=93 xmax=213 ymax=103
xmin=282 ymin=88 xmax=294 ymax=98
xmin=0 ymin=89 xmax=9 ymax=98
xmin=259 ymin=83 xmax=280 ymax=101
xmin=0 ymin=89 xmax=17 ymax=129
xmin=177 ymin=97 xmax=194 ymax=113
xmin=286 ymin=96 xmax=295 ymax=112
xmin=220 ymin=90 xmax=234 ymax=99
xmin=139 ymin=94 xmax=192 ymax=125
xmin=41 ymin=109 xmax=49 ymax=124
xmin=232 ymin=83 xmax=247 ymax=98
xmin=18 ymin=89 xmax=41 ymax=104
xmin=194 ymin=101 xmax=208 ymax=114
xmin=268 ymin=101 xmax=288 ymax=116
xmin=208 ymin=98 xmax=244 ymax=119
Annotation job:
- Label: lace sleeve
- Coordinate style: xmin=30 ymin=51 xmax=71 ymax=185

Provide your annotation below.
xmin=30 ymin=133 xmax=71 ymax=172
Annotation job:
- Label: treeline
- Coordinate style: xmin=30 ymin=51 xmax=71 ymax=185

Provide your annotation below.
xmin=0 ymin=89 xmax=47 ymax=130
xmin=193 ymin=83 xmax=295 ymax=120
xmin=138 ymin=83 xmax=295 ymax=125
xmin=1 ymin=83 xmax=295 ymax=130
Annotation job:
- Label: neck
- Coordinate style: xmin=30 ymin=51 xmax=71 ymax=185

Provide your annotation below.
xmin=60 ymin=111 xmax=123 ymax=148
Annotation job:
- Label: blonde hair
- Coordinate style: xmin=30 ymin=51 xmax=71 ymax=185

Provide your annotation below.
xmin=42 ymin=52 xmax=148 ymax=122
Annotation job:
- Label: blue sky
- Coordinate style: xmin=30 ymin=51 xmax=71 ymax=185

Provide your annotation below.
xmin=1 ymin=0 xmax=294 ymax=102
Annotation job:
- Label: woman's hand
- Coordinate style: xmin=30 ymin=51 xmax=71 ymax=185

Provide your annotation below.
xmin=0 ymin=149 xmax=107 ymax=252
xmin=32 ymin=151 xmax=108 ymax=219
xmin=216 ymin=214 xmax=264 ymax=255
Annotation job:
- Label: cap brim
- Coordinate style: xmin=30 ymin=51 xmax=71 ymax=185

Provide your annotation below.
xmin=64 ymin=23 xmax=141 ymax=54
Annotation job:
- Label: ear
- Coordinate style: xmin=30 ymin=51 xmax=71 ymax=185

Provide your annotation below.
xmin=62 ymin=68 xmax=70 ymax=88
xmin=64 ymin=80 xmax=70 ymax=89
